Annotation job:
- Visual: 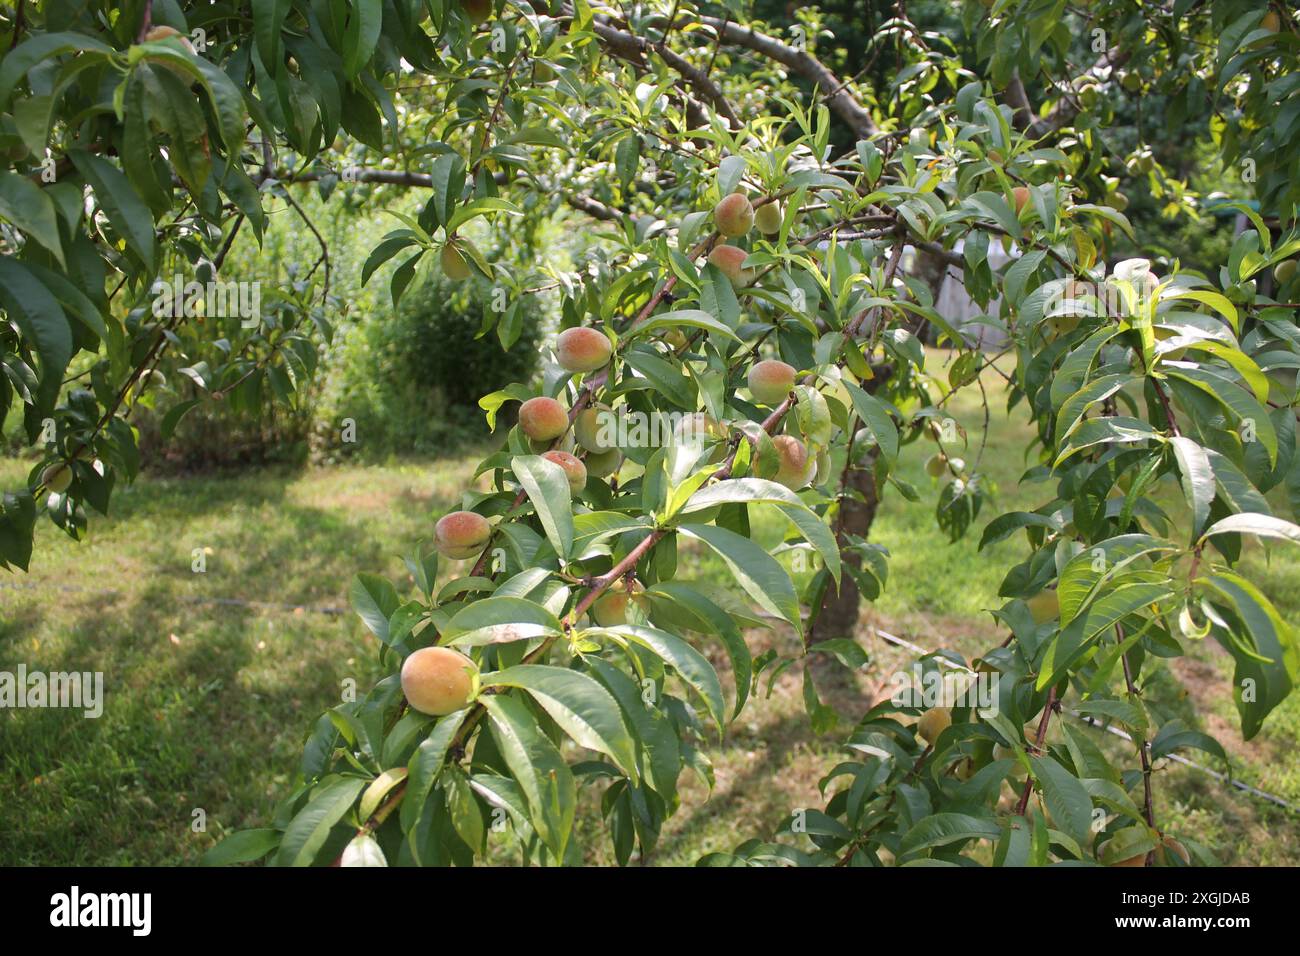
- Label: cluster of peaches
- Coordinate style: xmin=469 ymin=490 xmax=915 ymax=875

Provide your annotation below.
xmin=408 ymin=192 xmax=819 ymax=717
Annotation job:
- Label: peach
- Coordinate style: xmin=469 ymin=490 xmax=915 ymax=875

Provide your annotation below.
xmin=708 ymin=244 xmax=752 ymax=286
xmin=1012 ymin=186 xmax=1030 ymax=215
xmin=434 ymin=510 xmax=491 ymax=559
xmin=772 ymin=434 xmax=814 ymax=490
xmin=555 ymin=327 xmax=613 ymax=373
xmin=591 ymin=586 xmax=630 ymax=627
xmin=518 ymin=396 xmax=568 ymax=442
xmin=401 ymin=646 xmax=477 ymax=716
xmin=714 ymin=192 xmax=755 ymax=237
xmin=1026 ymin=590 xmax=1059 ymax=624
xmin=583 ymin=447 xmax=623 ymax=478
xmin=542 ymin=450 xmax=587 ymax=492
xmin=42 ymin=463 xmax=72 ymax=493
xmin=461 ymin=0 xmax=493 ymax=25
xmin=673 ymin=412 xmax=727 ymax=462
xmin=918 ymin=707 xmax=951 ymax=744
xmin=144 ymin=24 xmax=195 ymax=54
xmin=754 ymin=201 xmax=783 ymax=236
xmin=574 ymin=404 xmax=619 ymax=452
xmin=748 ymin=359 xmax=796 ymax=405
xmin=440 ymin=242 xmax=472 ymax=280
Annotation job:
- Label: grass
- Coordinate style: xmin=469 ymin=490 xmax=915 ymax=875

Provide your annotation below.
xmin=2 ymin=356 xmax=1298 ymax=865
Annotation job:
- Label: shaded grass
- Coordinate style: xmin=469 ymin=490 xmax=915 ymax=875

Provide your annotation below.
xmin=2 ymin=357 xmax=1298 ymax=865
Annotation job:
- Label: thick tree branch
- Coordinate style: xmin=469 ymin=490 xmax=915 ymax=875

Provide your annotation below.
xmin=696 ymin=14 xmax=879 ymax=139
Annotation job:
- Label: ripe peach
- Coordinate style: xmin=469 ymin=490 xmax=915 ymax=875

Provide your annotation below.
xmin=708 ymin=244 xmax=752 ymax=286
xmin=518 ymin=396 xmax=568 ymax=442
xmin=401 ymin=646 xmax=477 ymax=716
xmin=555 ymin=327 xmax=613 ymax=373
xmin=434 ymin=510 xmax=491 ymax=559
xmin=748 ymin=359 xmax=797 ymax=405
xmin=714 ymin=192 xmax=755 ymax=237
xmin=754 ymin=201 xmax=783 ymax=236
xmin=573 ymin=404 xmax=619 ymax=452
xmin=1012 ymin=186 xmax=1030 ymax=215
xmin=440 ymin=242 xmax=472 ymax=280
xmin=918 ymin=707 xmax=951 ymax=744
xmin=542 ymin=450 xmax=587 ymax=492
xmin=773 ymin=434 xmax=814 ymax=490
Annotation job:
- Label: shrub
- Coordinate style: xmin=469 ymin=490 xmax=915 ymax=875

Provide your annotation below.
xmin=314 ymin=274 xmax=546 ymax=460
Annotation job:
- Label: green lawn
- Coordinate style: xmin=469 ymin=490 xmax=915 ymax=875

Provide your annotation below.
xmin=2 ymin=359 xmax=1298 ymax=865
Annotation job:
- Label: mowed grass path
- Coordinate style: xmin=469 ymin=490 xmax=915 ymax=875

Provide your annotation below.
xmin=2 ymin=359 xmax=1298 ymax=864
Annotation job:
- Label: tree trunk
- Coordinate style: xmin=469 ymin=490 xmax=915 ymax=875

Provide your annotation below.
xmin=809 ymin=447 xmax=882 ymax=642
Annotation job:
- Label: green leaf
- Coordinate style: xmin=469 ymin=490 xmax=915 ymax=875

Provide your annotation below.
xmin=630 ymin=309 xmax=742 ymax=343
xmin=343 ymin=0 xmax=384 ymax=77
xmin=980 ymin=511 xmax=1062 ymax=550
xmin=160 ymin=399 xmax=200 ymax=440
xmin=401 ymin=711 xmax=467 ymax=831
xmin=444 ymin=766 xmax=485 ymax=851
xmin=844 ymin=382 xmax=899 ymax=464
xmin=0 ymin=32 xmax=114 ymax=107
xmin=484 ymin=664 xmax=639 ymax=780
xmin=1198 ymin=571 xmax=1297 ymax=739
xmin=680 ymin=477 xmax=804 ymax=513
xmin=512 ymin=455 xmax=575 ymax=560
xmin=1162 ymin=288 xmax=1238 ymax=332
xmin=1169 ymin=436 xmax=1214 ymax=541
xmin=614 ymin=625 xmax=726 ymax=733
xmin=0 ymin=257 xmax=72 ymax=408
xmin=899 ymin=813 xmax=1001 ymax=855
xmin=442 ymin=596 xmax=564 ymax=646
xmin=1166 ymin=367 xmax=1277 ymax=466
xmin=350 ymin=573 xmax=399 ymax=644
xmin=201 ymin=828 xmax=281 ymax=866
xmin=358 ymin=767 xmax=408 ymax=821
xmin=1028 ymin=755 xmax=1094 ymax=846
xmin=277 ymin=776 xmax=366 ymax=866
xmin=1150 ymin=719 xmax=1229 ymax=766
xmin=678 ymin=523 xmax=802 ymax=635
xmin=1201 ymin=512 xmax=1300 ymax=547
xmin=252 ymin=0 xmax=290 ymax=73
xmin=0 ymin=172 xmax=64 ymax=267
xmin=483 ymin=695 xmax=577 ymax=861
xmin=1054 ymin=417 xmax=1163 ymax=467
xmin=645 ymin=581 xmax=752 ymax=718
xmin=69 ymin=150 xmax=156 ymax=270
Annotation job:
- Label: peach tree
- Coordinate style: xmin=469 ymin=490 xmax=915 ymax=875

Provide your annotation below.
xmin=0 ymin=1 xmax=1297 ymax=866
